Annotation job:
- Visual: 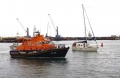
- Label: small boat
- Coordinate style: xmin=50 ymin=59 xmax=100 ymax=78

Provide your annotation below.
xmin=9 ymin=28 xmax=69 ymax=58
xmin=72 ymin=4 xmax=98 ymax=52
xmin=72 ymin=40 xmax=98 ymax=52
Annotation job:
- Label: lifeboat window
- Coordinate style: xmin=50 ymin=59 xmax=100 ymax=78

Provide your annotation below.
xmin=35 ymin=42 xmax=38 ymax=45
xmin=34 ymin=42 xmax=42 ymax=45
xmin=39 ymin=42 xmax=41 ymax=44
xmin=28 ymin=43 xmax=31 ymax=46
xmin=36 ymin=42 xmax=38 ymax=44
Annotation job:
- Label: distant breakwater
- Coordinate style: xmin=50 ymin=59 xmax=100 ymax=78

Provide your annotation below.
xmin=0 ymin=36 xmax=118 ymax=43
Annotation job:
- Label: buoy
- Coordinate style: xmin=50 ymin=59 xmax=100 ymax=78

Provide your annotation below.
xmin=101 ymin=43 xmax=103 ymax=47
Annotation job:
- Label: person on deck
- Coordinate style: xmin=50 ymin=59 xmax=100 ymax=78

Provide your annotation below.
xmin=72 ymin=43 xmax=76 ymax=47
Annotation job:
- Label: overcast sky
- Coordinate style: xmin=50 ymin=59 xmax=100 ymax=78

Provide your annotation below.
xmin=0 ymin=0 xmax=120 ymax=37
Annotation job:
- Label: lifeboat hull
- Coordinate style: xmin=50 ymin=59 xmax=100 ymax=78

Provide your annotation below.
xmin=10 ymin=47 xmax=69 ymax=58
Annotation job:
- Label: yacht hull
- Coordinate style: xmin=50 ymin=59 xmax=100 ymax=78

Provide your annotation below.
xmin=72 ymin=46 xmax=98 ymax=52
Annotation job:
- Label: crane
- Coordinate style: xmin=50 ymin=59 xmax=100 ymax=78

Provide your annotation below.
xmin=17 ymin=18 xmax=29 ymax=37
xmin=48 ymin=14 xmax=60 ymax=38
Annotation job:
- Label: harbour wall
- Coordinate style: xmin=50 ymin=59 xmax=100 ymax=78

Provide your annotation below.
xmin=0 ymin=36 xmax=119 ymax=43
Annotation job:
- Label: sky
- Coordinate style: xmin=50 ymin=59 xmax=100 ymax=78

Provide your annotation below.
xmin=0 ymin=0 xmax=120 ymax=37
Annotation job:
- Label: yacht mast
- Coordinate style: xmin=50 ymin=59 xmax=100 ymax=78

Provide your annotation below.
xmin=82 ymin=4 xmax=87 ymax=41
xmin=83 ymin=5 xmax=98 ymax=47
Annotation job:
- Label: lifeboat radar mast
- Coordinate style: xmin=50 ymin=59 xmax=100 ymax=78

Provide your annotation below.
xmin=33 ymin=26 xmax=40 ymax=36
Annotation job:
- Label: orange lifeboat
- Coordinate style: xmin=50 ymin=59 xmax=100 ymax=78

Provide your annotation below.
xmin=9 ymin=31 xmax=69 ymax=58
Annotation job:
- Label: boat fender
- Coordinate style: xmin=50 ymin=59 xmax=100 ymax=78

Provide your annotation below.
xmin=101 ymin=43 xmax=103 ymax=47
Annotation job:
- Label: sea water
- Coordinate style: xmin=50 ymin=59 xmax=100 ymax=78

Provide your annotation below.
xmin=0 ymin=40 xmax=120 ymax=78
